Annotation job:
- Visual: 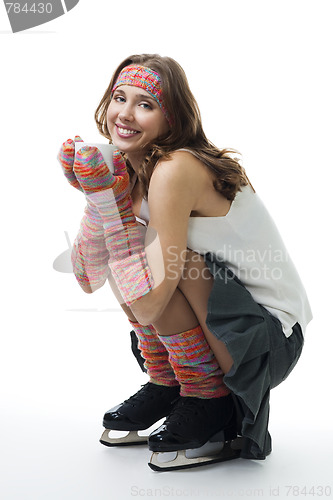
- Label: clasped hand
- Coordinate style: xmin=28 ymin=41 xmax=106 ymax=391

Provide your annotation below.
xmin=58 ymin=136 xmax=130 ymax=204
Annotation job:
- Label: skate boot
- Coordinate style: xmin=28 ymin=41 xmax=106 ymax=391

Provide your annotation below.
xmin=100 ymin=382 xmax=180 ymax=446
xmin=148 ymin=393 xmax=243 ymax=471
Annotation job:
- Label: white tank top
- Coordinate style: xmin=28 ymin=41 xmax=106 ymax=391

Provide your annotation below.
xmin=132 ymin=153 xmax=313 ymax=337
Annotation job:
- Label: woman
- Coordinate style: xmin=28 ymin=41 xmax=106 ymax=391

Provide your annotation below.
xmin=58 ymin=54 xmax=312 ymax=471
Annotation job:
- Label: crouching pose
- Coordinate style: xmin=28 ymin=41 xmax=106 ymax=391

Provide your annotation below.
xmin=58 ymin=54 xmax=312 ymax=471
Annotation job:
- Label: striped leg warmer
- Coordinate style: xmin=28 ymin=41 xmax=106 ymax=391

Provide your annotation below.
xmin=129 ymin=321 xmax=178 ymax=387
xmin=158 ymin=325 xmax=230 ymax=398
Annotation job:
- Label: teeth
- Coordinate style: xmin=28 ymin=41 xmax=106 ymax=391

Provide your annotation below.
xmin=118 ymin=127 xmax=138 ymax=135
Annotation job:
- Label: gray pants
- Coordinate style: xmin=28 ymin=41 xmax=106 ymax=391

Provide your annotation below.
xmin=204 ymin=253 xmax=304 ymax=459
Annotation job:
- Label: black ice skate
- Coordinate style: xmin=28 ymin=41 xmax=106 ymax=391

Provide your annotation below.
xmin=148 ymin=394 xmax=243 ymax=471
xmin=100 ymin=382 xmax=180 ymax=446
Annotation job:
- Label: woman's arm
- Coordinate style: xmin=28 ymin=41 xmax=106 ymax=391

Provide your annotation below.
xmin=129 ymin=153 xmax=204 ymax=325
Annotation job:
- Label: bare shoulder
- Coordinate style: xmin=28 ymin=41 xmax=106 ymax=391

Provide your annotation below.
xmin=149 ymin=150 xmax=207 ymax=207
xmin=151 ymin=150 xmax=207 ymax=182
xmin=149 ymin=150 xmax=233 ymax=219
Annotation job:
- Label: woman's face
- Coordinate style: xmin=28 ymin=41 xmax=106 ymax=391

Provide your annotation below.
xmin=107 ymin=85 xmax=169 ymax=161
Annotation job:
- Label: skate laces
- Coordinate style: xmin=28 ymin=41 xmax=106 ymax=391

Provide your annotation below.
xmin=123 ymin=383 xmax=156 ymax=406
xmin=165 ymin=397 xmax=208 ymax=425
xmin=123 ymin=383 xmax=178 ymax=407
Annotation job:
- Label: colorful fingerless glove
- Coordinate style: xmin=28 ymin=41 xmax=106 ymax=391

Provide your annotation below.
xmin=73 ymin=146 xmax=154 ymax=305
xmin=58 ymin=137 xmax=110 ymax=291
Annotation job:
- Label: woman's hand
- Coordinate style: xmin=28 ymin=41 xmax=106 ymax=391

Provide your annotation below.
xmin=73 ymin=146 xmax=133 ymax=223
xmin=57 ymin=136 xmax=84 ymax=191
xmin=73 ymin=147 xmax=128 ymax=194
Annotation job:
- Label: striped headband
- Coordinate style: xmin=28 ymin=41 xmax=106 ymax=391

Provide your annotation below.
xmin=112 ymin=64 xmax=171 ymax=124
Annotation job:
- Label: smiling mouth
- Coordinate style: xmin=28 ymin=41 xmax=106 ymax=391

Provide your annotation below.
xmin=116 ymin=124 xmax=140 ymax=136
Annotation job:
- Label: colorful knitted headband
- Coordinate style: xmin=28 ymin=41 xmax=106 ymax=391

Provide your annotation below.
xmin=112 ymin=64 xmax=171 ymax=124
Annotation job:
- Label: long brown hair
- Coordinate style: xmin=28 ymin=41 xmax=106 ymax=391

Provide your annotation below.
xmin=95 ymin=53 xmax=251 ymax=201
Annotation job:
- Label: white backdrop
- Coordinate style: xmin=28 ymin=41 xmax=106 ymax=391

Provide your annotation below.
xmin=1 ymin=1 xmax=332 ymax=499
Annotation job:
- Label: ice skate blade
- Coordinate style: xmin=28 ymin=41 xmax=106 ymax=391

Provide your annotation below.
xmin=100 ymin=429 xmax=148 ymax=447
xmin=148 ymin=437 xmax=243 ymax=472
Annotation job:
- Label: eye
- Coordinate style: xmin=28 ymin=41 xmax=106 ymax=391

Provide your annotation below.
xmin=113 ymin=94 xmax=125 ymax=103
xmin=139 ymin=102 xmax=152 ymax=110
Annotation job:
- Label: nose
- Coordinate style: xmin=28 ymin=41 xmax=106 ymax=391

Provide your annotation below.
xmin=118 ymin=102 xmax=134 ymax=122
